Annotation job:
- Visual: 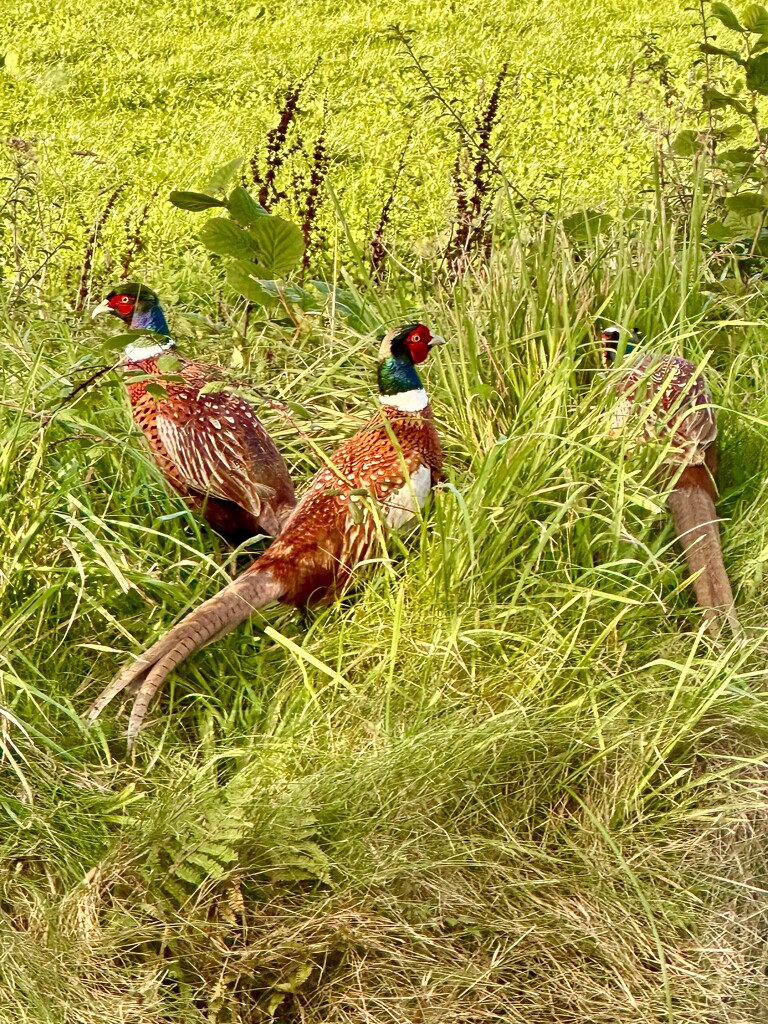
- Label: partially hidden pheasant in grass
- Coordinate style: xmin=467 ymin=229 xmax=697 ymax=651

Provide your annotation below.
xmin=92 ymin=282 xmax=296 ymax=543
xmin=601 ymin=325 xmax=739 ymax=637
xmin=86 ymin=322 xmax=447 ymax=746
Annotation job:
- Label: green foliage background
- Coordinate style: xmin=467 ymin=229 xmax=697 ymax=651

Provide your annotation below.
xmin=3 ymin=0 xmax=694 ymax=257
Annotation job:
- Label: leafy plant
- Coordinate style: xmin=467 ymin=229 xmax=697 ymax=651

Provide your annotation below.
xmin=448 ymin=63 xmax=510 ymax=266
xmin=170 ymin=178 xmax=307 ymax=312
xmin=0 ymin=138 xmax=69 ymax=304
xmin=247 ymin=72 xmax=331 ymax=274
xmin=393 ymin=27 xmax=518 ymax=270
xmin=668 ymin=2 xmax=768 ymax=264
xmin=74 ymin=183 xmax=128 ymax=310
xmin=250 ymin=80 xmax=305 ymax=211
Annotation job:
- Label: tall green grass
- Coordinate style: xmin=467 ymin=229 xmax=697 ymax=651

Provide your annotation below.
xmin=1 ymin=173 xmax=768 ymax=1021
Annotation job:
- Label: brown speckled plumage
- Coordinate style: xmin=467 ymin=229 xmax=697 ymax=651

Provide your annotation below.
xmin=92 ymin=283 xmax=295 ymax=543
xmin=608 ymin=351 xmax=718 ymax=468
xmin=603 ymin=328 xmax=737 ymax=636
xmin=125 ymin=355 xmax=296 ymax=541
xmin=257 ymin=403 xmax=443 ymax=604
xmin=86 ymin=323 xmax=447 ymax=745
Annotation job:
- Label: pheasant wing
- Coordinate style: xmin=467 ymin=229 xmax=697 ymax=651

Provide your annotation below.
xmin=156 ymin=391 xmax=287 ymax=517
xmin=641 ymin=356 xmax=717 ymax=463
xmin=613 ymin=354 xmax=717 ymax=463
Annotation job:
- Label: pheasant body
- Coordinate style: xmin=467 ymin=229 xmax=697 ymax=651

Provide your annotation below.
xmin=602 ymin=326 xmax=736 ymax=635
xmin=86 ymin=323 xmax=446 ymax=744
xmin=257 ymin=403 xmax=443 ymax=605
xmin=607 ymin=350 xmax=717 ymax=466
xmin=92 ymin=283 xmax=295 ymax=542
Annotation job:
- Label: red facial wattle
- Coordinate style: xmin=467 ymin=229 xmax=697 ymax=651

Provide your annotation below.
xmin=109 ymin=294 xmax=136 ymax=321
xmin=406 ymin=328 xmax=432 ymax=364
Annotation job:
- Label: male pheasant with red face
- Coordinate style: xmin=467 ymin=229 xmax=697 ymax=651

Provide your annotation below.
xmin=601 ymin=325 xmax=738 ymax=635
xmin=92 ymin=283 xmax=295 ymax=542
xmin=86 ymin=323 xmax=446 ymax=744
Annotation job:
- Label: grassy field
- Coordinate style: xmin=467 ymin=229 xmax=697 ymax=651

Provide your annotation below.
xmin=3 ymin=0 xmax=699 ymax=285
xmin=2 ymin=0 xmax=768 ymax=1021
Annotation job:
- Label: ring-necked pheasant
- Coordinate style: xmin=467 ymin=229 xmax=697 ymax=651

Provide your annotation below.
xmin=92 ymin=282 xmax=296 ymax=543
xmin=601 ymin=325 xmax=738 ymax=636
xmin=86 ymin=322 xmax=447 ymax=745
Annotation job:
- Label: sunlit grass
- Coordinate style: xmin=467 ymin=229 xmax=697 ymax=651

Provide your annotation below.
xmin=3 ymin=0 xmax=699 ymax=301
xmin=1 ymin=170 xmax=768 ymax=1022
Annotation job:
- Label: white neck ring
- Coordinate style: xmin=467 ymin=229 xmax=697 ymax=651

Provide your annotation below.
xmin=378 ymin=389 xmax=429 ymax=413
xmin=123 ymin=340 xmax=174 ymax=363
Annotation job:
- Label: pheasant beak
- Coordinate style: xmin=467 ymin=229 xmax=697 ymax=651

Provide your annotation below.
xmin=91 ymin=299 xmax=113 ymax=319
xmin=428 ymin=334 xmax=447 ymax=347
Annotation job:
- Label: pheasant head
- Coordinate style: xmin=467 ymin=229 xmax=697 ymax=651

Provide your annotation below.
xmin=601 ymin=324 xmax=642 ymax=366
xmin=92 ymin=282 xmax=174 ymax=363
xmin=377 ymin=323 xmax=446 ymax=413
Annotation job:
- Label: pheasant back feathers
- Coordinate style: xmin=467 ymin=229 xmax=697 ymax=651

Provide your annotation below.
xmin=93 ymin=284 xmax=296 ymax=541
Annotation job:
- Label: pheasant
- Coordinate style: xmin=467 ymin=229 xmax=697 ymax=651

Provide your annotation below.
xmin=601 ymin=325 xmax=738 ymax=636
xmin=86 ymin=322 xmax=447 ymax=744
xmin=92 ymin=282 xmax=296 ymax=543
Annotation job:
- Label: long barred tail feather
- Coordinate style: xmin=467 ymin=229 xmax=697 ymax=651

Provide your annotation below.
xmin=667 ymin=465 xmax=739 ymax=638
xmin=86 ymin=570 xmax=284 ymax=747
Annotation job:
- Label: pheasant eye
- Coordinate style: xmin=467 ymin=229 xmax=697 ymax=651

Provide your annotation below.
xmin=404 ymin=326 xmax=432 ymax=364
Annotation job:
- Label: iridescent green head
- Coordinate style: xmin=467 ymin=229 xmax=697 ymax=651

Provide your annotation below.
xmin=92 ymin=282 xmax=171 ymax=337
xmin=601 ymin=324 xmax=642 ymax=365
xmin=377 ymin=323 xmax=446 ymax=402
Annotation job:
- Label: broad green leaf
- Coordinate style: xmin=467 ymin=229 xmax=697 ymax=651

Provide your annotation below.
xmin=717 ymin=145 xmax=758 ymax=167
xmin=156 ymin=354 xmax=182 ymax=373
xmin=198 ymin=218 xmax=258 ymax=259
xmin=707 ymin=219 xmax=747 ymax=241
xmin=717 ymin=124 xmax=747 ymax=142
xmin=333 ymin=300 xmax=369 ymax=332
xmin=562 ymin=208 xmax=613 ymax=241
xmin=226 ymin=185 xmax=268 ymax=226
xmin=145 ymin=382 xmax=168 ymax=400
xmin=622 ymin=206 xmax=653 ymax=222
xmin=101 ymin=330 xmax=158 ymax=351
xmin=102 ymin=333 xmax=140 ymax=351
xmin=699 ymin=42 xmax=745 ymax=61
xmin=207 ymin=156 xmax=244 ymax=193
xmin=670 ymin=130 xmax=702 ymax=156
xmin=702 ymin=87 xmax=750 ymax=114
xmin=710 ymin=2 xmax=744 ymax=31
xmin=746 ymin=51 xmax=768 ymax=92
xmin=226 ymin=260 xmax=276 ymax=305
xmin=705 ymin=217 xmax=768 ymax=243
xmin=743 ymin=3 xmax=768 ymax=32
xmin=255 ymin=279 xmax=321 ymax=310
xmin=724 ymin=190 xmax=768 ymax=213
xmin=169 ymin=190 xmax=227 ymax=212
xmin=248 ymin=215 xmax=305 ymax=278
